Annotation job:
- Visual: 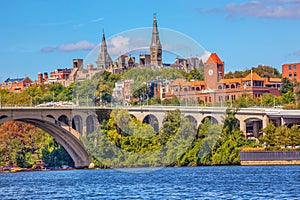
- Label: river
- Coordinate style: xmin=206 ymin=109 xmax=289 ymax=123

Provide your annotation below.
xmin=0 ymin=166 xmax=300 ymax=199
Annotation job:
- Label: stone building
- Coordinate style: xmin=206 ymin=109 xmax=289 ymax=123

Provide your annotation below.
xmin=108 ymin=54 xmax=136 ymax=74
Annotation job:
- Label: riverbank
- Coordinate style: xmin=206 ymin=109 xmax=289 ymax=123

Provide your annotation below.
xmin=240 ymin=151 xmax=300 ymax=166
xmin=0 ymin=166 xmax=74 ymax=173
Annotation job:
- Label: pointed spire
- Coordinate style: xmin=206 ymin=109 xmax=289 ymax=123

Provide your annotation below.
xmin=96 ymin=29 xmax=113 ymax=69
xmin=101 ymin=29 xmax=106 ymax=42
xmin=151 ymin=13 xmax=160 ymax=47
xmin=150 ymin=14 xmax=162 ymax=66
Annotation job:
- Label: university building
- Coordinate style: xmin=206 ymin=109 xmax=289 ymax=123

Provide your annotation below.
xmin=164 ymin=53 xmax=282 ymax=104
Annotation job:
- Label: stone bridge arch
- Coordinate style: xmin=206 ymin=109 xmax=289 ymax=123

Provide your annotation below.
xmin=58 ymin=115 xmax=70 ymax=126
xmin=86 ymin=115 xmax=98 ymax=134
xmin=72 ymin=115 xmax=83 ymax=134
xmin=0 ymin=115 xmax=91 ymax=168
xmin=200 ymin=115 xmax=220 ymax=125
xmin=184 ymin=115 xmax=198 ymax=130
xmin=143 ymin=114 xmax=159 ymax=132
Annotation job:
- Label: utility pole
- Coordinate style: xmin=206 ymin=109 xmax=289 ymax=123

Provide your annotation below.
xmin=52 ymin=92 xmax=55 ymax=107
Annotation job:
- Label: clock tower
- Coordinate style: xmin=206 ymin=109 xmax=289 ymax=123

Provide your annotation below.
xmin=204 ymin=53 xmax=224 ymax=89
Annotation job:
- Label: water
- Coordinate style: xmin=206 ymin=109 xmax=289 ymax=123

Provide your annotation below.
xmin=0 ymin=166 xmax=300 ymax=199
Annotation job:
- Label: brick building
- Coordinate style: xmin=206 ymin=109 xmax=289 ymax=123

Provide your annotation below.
xmin=282 ymin=62 xmax=300 ymax=82
xmin=1 ymin=77 xmax=33 ymax=93
xmin=164 ymin=53 xmax=282 ymax=104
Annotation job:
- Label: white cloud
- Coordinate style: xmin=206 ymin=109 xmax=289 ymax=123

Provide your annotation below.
xmin=58 ymin=40 xmax=96 ymax=51
xmin=199 ymin=51 xmax=211 ymax=63
xmin=41 ymin=40 xmax=96 ymax=53
xmin=199 ymin=0 xmax=300 ymax=19
xmin=107 ymin=36 xmax=148 ymax=56
xmin=90 ymin=17 xmax=104 ymax=23
xmin=225 ymin=1 xmax=300 ymax=18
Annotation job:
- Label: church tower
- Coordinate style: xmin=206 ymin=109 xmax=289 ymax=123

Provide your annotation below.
xmin=150 ymin=14 xmax=162 ymax=67
xmin=96 ymin=30 xmax=113 ymax=69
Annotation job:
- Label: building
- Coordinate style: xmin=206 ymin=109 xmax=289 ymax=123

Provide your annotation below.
xmin=146 ymin=79 xmax=170 ymax=99
xmin=165 ymin=78 xmax=208 ymax=104
xmin=204 ymin=53 xmax=224 ymax=89
xmin=111 ymin=14 xmax=163 ymax=71
xmin=1 ymin=77 xmax=33 ymax=93
xmin=112 ymin=79 xmax=135 ymax=103
xmin=108 ymin=54 xmax=136 ymax=74
xmin=48 ymin=68 xmax=72 ymax=83
xmin=168 ymin=57 xmax=204 ymax=72
xmin=163 ymin=53 xmax=282 ymax=105
xmin=282 ymin=62 xmax=300 ymax=82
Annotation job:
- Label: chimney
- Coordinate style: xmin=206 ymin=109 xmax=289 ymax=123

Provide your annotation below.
xmin=44 ymin=72 xmax=48 ymax=82
xmin=87 ymin=64 xmax=94 ymax=71
xmin=38 ymin=73 xmax=43 ymax=85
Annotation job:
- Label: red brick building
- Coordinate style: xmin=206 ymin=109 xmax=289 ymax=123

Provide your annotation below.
xmin=282 ymin=62 xmax=300 ymax=82
xmin=164 ymin=53 xmax=282 ymax=104
xmin=1 ymin=77 xmax=33 ymax=93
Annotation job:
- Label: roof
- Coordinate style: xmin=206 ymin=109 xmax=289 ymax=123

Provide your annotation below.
xmin=265 ymin=77 xmax=282 ymax=85
xmin=170 ymin=78 xmax=191 ymax=87
xmin=205 ymin=53 xmax=223 ymax=65
xmin=189 ymin=80 xmax=206 ymax=86
xmin=219 ymin=78 xmax=242 ymax=84
xmin=4 ymin=78 xmax=25 ymax=83
xmin=269 ymin=78 xmax=282 ymax=83
xmin=242 ymin=72 xmax=265 ymax=81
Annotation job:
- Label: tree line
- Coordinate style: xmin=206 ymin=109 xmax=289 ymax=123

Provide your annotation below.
xmin=84 ymin=108 xmax=256 ymax=168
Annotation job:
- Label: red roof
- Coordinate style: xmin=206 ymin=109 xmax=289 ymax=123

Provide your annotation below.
xmin=205 ymin=53 xmax=223 ymax=65
xmin=242 ymin=72 xmax=265 ymax=81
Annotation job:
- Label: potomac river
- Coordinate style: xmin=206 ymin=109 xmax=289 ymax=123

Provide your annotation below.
xmin=0 ymin=166 xmax=300 ymax=199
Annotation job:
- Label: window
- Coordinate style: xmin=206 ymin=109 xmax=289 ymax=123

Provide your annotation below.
xmin=294 ymin=65 xmax=297 ymax=70
xmin=289 ymin=65 xmax=292 ymax=70
xmin=219 ymin=96 xmax=223 ymax=102
xmin=289 ymin=74 xmax=292 ymax=77
xmin=294 ymin=73 xmax=297 ymax=77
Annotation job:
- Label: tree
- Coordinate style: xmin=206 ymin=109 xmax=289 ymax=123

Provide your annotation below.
xmin=225 ymin=65 xmax=281 ymax=79
xmin=280 ymin=78 xmax=294 ymax=95
xmin=282 ymin=90 xmax=295 ymax=104
xmin=188 ymin=68 xmax=204 ymax=81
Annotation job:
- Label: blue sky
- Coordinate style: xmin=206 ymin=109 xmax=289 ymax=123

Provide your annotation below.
xmin=1 ymin=0 xmax=300 ymax=82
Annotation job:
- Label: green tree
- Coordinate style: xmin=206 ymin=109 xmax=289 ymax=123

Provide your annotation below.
xmin=282 ymin=90 xmax=295 ymax=104
xmin=280 ymin=77 xmax=294 ymax=95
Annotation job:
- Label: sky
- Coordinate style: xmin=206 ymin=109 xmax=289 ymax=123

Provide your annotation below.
xmin=1 ymin=0 xmax=300 ymax=82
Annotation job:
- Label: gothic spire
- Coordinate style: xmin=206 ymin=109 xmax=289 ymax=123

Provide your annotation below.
xmin=150 ymin=13 xmax=161 ymax=49
xmin=150 ymin=14 xmax=162 ymax=66
xmin=96 ymin=30 xmax=112 ymax=69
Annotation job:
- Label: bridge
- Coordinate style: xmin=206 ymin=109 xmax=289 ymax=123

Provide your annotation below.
xmin=1 ymin=105 xmax=300 ymax=168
